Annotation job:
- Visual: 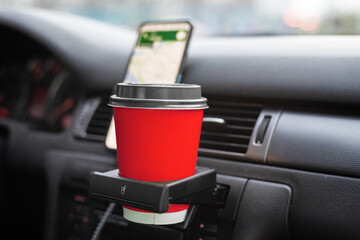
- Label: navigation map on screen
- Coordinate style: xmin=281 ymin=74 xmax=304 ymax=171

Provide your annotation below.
xmin=124 ymin=22 xmax=191 ymax=84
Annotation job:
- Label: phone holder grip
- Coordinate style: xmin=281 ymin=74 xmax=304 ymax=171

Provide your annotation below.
xmin=89 ymin=166 xmax=221 ymax=213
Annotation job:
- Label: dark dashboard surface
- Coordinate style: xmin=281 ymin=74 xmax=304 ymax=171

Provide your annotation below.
xmin=1 ymin=7 xmax=360 ymax=240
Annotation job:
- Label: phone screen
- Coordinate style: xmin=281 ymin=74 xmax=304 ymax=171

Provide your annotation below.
xmin=124 ymin=22 xmax=192 ymax=84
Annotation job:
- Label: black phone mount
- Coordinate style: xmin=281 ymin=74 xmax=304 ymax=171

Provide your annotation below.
xmin=89 ymin=166 xmax=227 ymax=213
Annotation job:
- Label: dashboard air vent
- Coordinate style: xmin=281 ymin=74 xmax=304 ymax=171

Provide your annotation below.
xmin=198 ymin=102 xmax=262 ymax=158
xmin=75 ymin=96 xmax=112 ymax=142
xmin=86 ymin=98 xmax=112 ymax=139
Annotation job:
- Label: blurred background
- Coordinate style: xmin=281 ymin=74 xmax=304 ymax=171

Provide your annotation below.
xmin=1 ymin=0 xmax=360 ymax=36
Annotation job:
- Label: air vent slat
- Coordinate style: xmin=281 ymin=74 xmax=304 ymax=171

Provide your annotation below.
xmin=206 ymin=109 xmax=260 ymax=118
xmin=86 ymin=127 xmax=109 ymax=135
xmin=205 ymin=115 xmax=258 ymax=127
xmin=199 ymin=142 xmax=248 ymax=153
xmin=88 ymin=119 xmax=111 ymax=128
xmin=201 ymin=132 xmax=250 ymax=145
xmin=82 ymin=96 xmax=113 ymax=142
xmin=96 ymin=108 xmax=112 ymax=113
xmin=201 ymin=131 xmax=250 ymax=140
xmin=199 ymin=101 xmax=262 ymax=157
xmin=202 ymin=125 xmax=253 ymax=136
xmin=200 ymin=139 xmax=248 ymax=148
xmin=206 ymin=115 xmax=257 ymax=122
xmin=90 ymin=112 xmax=112 ymax=120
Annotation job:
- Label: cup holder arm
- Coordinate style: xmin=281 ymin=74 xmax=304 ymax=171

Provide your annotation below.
xmin=89 ymin=166 xmax=225 ymax=213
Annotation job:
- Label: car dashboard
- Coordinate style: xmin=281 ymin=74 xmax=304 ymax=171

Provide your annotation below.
xmin=1 ymin=7 xmax=360 ymax=240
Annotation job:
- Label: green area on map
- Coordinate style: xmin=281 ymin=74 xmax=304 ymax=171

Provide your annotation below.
xmin=139 ymin=31 xmax=188 ymax=46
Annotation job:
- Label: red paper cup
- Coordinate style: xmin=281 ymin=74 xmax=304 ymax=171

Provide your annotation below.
xmin=109 ymin=83 xmax=208 ymax=225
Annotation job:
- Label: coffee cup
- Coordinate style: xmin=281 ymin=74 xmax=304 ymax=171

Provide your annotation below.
xmin=109 ymin=83 xmax=208 ymax=225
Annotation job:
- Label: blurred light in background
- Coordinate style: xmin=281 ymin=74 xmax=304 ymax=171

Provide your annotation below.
xmin=1 ymin=0 xmax=360 ymax=36
xmin=282 ymin=0 xmax=322 ymax=31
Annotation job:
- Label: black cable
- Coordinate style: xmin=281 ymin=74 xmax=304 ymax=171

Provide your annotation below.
xmin=91 ymin=202 xmax=116 ymax=240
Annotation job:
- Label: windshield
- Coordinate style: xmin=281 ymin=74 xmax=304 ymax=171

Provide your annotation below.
xmin=1 ymin=0 xmax=360 ymax=36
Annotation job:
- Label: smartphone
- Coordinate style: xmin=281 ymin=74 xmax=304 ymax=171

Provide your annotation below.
xmin=106 ymin=21 xmax=193 ymax=149
xmin=123 ymin=21 xmax=193 ymax=84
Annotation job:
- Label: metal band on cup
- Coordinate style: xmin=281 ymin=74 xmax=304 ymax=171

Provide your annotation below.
xmin=109 ymin=95 xmax=208 ymax=110
xmin=109 ymin=83 xmax=208 ymax=110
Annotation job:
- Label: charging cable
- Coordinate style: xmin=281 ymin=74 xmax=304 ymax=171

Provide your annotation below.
xmin=91 ymin=202 xmax=116 ymax=240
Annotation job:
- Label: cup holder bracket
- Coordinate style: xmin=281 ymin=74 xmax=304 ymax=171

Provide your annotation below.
xmin=89 ymin=166 xmax=226 ymax=213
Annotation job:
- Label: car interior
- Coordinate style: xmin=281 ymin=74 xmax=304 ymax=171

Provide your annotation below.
xmin=1 ymin=5 xmax=360 ymax=240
